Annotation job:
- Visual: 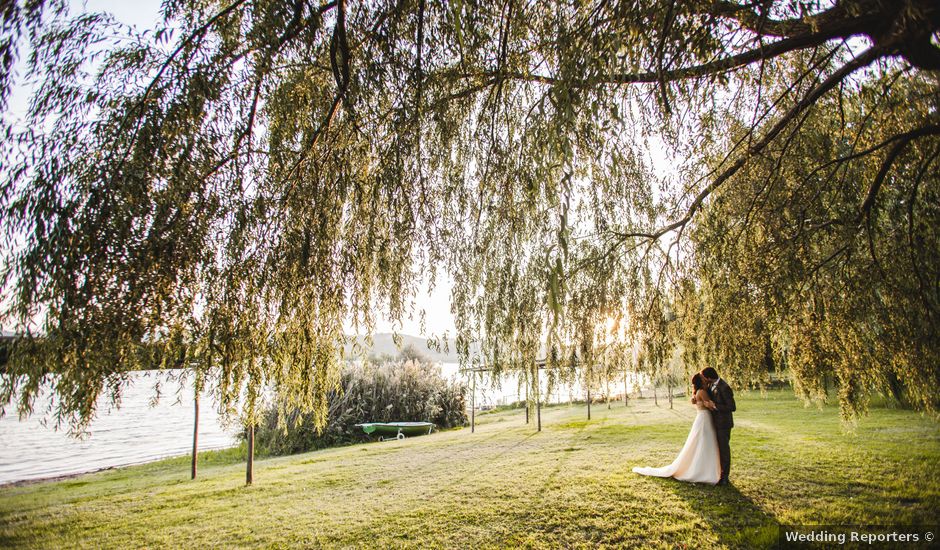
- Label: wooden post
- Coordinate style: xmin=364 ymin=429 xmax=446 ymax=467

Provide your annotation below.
xmin=537 ymin=397 xmax=542 ymax=431
xmin=536 ymin=365 xmax=541 ymax=432
xmin=191 ymin=388 xmax=199 ymax=480
xmin=525 ymin=386 xmax=529 ymax=424
xmin=471 ymin=373 xmax=476 ymax=433
xmin=587 ymin=363 xmax=591 ymax=420
xmin=607 ymin=377 xmax=611 ymax=410
xmin=624 ymin=370 xmax=629 ymax=407
xmin=587 ymin=388 xmax=591 ymax=420
xmin=246 ymin=423 xmax=254 ymax=485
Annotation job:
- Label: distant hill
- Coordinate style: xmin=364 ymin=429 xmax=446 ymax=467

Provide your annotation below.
xmin=344 ymin=333 xmax=460 ymax=363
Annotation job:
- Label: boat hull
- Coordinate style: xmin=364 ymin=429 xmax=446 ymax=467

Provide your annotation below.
xmin=355 ymin=422 xmax=434 ymax=437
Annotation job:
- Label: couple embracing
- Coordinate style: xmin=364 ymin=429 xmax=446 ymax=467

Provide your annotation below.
xmin=633 ymin=368 xmax=735 ymax=486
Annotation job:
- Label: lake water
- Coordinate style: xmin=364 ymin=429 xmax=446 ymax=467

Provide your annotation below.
xmin=0 ymin=371 xmax=238 ymax=485
xmin=0 ymin=364 xmax=639 ymax=484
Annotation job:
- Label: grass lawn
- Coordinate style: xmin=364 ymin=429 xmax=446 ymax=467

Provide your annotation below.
xmin=1 ymin=389 xmax=937 ymax=548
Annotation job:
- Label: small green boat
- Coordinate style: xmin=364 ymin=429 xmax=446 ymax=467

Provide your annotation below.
xmin=355 ymin=422 xmax=434 ymax=441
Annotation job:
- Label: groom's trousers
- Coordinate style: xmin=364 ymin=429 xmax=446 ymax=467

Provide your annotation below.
xmin=716 ymin=428 xmax=731 ymax=481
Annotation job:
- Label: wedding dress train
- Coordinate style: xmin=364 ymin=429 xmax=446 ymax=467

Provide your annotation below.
xmin=632 ymin=404 xmax=721 ymax=484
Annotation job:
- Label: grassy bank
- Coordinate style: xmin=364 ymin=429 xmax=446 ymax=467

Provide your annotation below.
xmin=1 ymin=390 xmax=937 ymax=548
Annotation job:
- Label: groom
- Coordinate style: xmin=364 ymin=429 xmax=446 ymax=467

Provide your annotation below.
xmin=702 ymin=367 xmax=735 ymax=485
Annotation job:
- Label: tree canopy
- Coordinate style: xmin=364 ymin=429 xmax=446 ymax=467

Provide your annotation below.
xmin=1 ymin=0 xmax=938 ymax=431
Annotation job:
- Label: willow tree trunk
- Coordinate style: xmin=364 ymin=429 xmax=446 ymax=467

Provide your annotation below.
xmin=653 ymin=386 xmax=658 ymax=406
xmin=668 ymin=383 xmax=673 ymax=409
xmin=191 ymin=389 xmax=199 ymax=480
xmin=246 ymin=423 xmax=254 ymax=485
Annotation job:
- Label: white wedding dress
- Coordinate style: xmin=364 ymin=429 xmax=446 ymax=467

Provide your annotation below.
xmin=632 ymin=401 xmax=721 ymax=484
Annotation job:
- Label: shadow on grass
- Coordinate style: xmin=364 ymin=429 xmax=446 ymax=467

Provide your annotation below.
xmin=667 ymin=480 xmax=780 ymax=549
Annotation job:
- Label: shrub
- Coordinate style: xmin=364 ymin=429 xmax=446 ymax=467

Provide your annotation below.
xmin=251 ymin=349 xmax=468 ymax=456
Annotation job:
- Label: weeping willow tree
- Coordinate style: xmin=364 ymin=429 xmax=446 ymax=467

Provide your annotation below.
xmin=1 ymin=0 xmax=938 ymax=453
xmin=675 ymin=64 xmax=940 ymax=417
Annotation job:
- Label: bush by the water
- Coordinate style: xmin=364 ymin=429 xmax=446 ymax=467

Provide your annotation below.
xmin=251 ymin=348 xmax=468 ymax=456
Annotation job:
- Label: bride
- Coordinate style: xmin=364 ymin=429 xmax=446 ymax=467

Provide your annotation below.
xmin=632 ymin=373 xmax=721 ymax=484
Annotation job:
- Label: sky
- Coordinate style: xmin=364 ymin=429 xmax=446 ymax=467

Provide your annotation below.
xmin=80 ymin=0 xmax=162 ymax=26
xmin=5 ymin=1 xmax=161 ymax=117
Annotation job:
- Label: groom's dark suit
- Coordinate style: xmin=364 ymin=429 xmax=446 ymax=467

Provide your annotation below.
xmin=707 ymin=378 xmax=736 ymax=483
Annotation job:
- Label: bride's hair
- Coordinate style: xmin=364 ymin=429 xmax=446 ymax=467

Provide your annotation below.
xmin=691 ymin=373 xmax=705 ymax=392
